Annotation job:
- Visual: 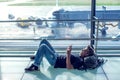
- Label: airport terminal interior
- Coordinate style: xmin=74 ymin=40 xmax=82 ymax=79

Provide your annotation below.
xmin=0 ymin=0 xmax=120 ymax=80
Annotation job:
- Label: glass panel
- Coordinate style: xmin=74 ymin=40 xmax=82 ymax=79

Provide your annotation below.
xmin=0 ymin=0 xmax=91 ymax=40
xmin=95 ymin=0 xmax=120 ymax=54
xmin=96 ymin=0 xmax=120 ymax=6
xmin=95 ymin=21 xmax=120 ymax=38
xmin=95 ymin=0 xmax=120 ymax=38
xmin=0 ymin=0 xmax=91 ymax=55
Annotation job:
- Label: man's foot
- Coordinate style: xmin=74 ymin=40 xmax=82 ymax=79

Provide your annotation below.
xmin=25 ymin=64 xmax=40 ymax=71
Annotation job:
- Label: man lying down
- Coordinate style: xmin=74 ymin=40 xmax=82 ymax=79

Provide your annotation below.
xmin=25 ymin=39 xmax=107 ymax=71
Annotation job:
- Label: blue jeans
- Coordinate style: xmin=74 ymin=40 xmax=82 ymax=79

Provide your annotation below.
xmin=33 ymin=39 xmax=58 ymax=67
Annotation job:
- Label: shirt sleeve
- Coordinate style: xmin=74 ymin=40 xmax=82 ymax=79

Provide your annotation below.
xmin=70 ymin=55 xmax=83 ymax=69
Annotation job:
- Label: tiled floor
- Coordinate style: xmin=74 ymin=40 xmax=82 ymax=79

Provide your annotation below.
xmin=0 ymin=57 xmax=120 ymax=80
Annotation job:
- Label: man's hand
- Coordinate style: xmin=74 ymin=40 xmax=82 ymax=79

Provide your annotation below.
xmin=66 ymin=45 xmax=73 ymax=69
xmin=66 ymin=45 xmax=72 ymax=55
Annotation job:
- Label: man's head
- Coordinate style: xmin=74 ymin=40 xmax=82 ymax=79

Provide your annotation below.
xmin=80 ymin=45 xmax=95 ymax=58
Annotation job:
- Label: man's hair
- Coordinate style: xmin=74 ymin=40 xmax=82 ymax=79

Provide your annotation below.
xmin=87 ymin=45 xmax=95 ymax=56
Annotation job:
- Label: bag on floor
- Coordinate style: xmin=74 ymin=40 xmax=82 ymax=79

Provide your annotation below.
xmin=83 ymin=55 xmax=106 ymax=70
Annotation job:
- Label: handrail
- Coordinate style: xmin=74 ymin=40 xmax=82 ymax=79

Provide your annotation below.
xmin=0 ymin=37 xmax=119 ymax=40
xmin=0 ymin=52 xmax=120 ymax=57
xmin=0 ymin=19 xmax=120 ymax=23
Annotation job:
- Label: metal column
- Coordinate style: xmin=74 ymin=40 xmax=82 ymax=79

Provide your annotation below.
xmin=90 ymin=0 xmax=96 ymax=47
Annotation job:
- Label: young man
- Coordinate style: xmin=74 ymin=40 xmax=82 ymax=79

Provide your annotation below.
xmin=25 ymin=39 xmax=95 ymax=71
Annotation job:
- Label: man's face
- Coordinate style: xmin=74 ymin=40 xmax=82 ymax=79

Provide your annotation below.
xmin=80 ymin=47 xmax=89 ymax=57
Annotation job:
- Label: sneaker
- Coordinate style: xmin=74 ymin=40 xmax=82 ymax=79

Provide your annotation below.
xmin=25 ymin=64 xmax=40 ymax=71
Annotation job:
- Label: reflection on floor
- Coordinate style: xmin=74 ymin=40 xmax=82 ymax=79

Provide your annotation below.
xmin=0 ymin=57 xmax=120 ymax=80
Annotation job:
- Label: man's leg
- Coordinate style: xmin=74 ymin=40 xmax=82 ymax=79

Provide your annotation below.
xmin=25 ymin=44 xmax=57 ymax=71
xmin=33 ymin=44 xmax=57 ymax=67
xmin=39 ymin=39 xmax=55 ymax=53
xmin=30 ymin=39 xmax=55 ymax=60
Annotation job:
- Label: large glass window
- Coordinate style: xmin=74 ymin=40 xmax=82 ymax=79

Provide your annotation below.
xmin=0 ymin=0 xmax=120 ymax=56
xmin=0 ymin=0 xmax=91 ymax=40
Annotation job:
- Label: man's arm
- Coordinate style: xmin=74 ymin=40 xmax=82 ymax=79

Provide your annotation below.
xmin=66 ymin=45 xmax=74 ymax=69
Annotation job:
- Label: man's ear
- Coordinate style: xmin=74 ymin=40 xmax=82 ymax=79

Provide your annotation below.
xmin=88 ymin=45 xmax=94 ymax=50
xmin=87 ymin=45 xmax=91 ymax=49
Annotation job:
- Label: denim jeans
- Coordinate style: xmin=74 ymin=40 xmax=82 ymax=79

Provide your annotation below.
xmin=33 ymin=39 xmax=58 ymax=67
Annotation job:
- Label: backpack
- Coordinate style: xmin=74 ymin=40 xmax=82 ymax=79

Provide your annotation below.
xmin=83 ymin=55 xmax=106 ymax=70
